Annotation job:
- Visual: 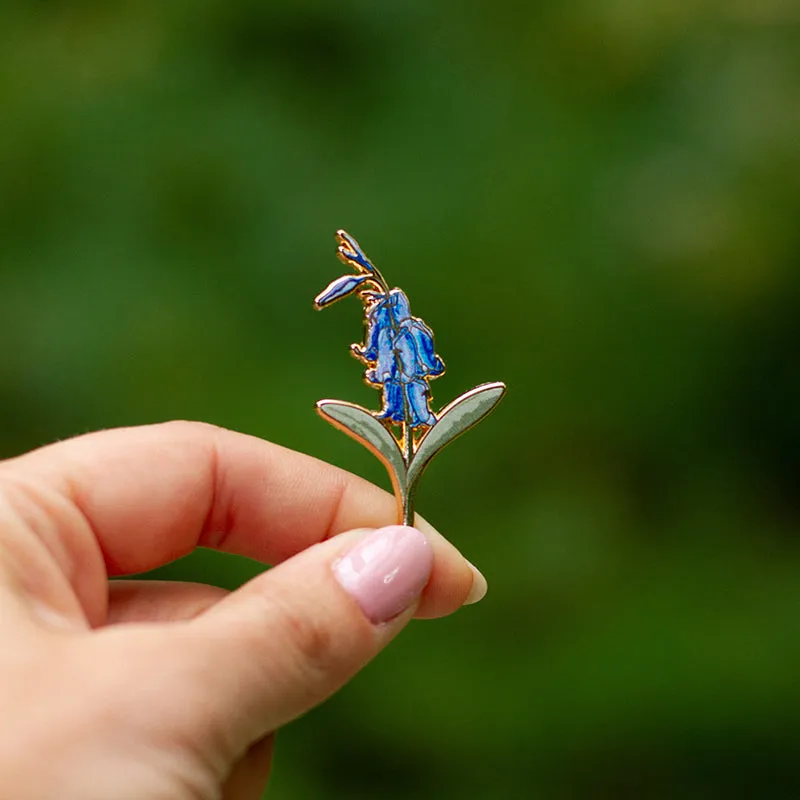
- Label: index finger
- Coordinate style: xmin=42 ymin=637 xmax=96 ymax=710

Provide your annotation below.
xmin=1 ymin=421 xmax=476 ymax=618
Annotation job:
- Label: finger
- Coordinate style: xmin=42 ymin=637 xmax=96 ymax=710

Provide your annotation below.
xmin=414 ymin=526 xmax=481 ymax=619
xmin=106 ymin=581 xmax=228 ymax=625
xmin=153 ymin=526 xmax=434 ymax=752
xmin=1 ymin=422 xmax=479 ymax=621
xmin=221 ymin=736 xmax=274 ymax=800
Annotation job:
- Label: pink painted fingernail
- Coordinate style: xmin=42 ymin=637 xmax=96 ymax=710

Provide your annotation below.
xmin=333 ymin=526 xmax=433 ymax=624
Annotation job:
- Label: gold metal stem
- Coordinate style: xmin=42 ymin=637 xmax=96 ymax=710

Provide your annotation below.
xmin=400 ymin=383 xmax=415 ymax=525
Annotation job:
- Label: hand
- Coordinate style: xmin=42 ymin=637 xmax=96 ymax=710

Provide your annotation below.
xmin=0 ymin=422 xmax=485 ymax=800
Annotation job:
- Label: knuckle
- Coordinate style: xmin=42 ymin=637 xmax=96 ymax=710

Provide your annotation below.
xmin=238 ymin=578 xmax=373 ymax=696
xmin=229 ymin=584 xmax=345 ymax=687
xmin=272 ymin=595 xmax=337 ymax=682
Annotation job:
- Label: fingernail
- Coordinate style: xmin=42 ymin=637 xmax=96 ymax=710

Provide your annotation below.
xmin=333 ymin=526 xmax=433 ymax=624
xmin=463 ymin=561 xmax=488 ymax=605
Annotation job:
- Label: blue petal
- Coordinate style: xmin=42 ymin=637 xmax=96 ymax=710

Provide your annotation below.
xmin=336 ymin=230 xmax=375 ymax=274
xmin=314 ymin=274 xmax=368 ymax=308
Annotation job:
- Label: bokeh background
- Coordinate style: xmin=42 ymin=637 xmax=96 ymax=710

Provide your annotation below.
xmin=2 ymin=2 xmax=800 ymax=797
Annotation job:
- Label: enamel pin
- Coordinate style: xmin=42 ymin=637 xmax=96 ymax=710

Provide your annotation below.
xmin=315 ymin=230 xmax=506 ymax=525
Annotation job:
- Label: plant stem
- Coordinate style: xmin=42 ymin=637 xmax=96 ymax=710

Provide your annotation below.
xmin=400 ymin=384 xmax=415 ymax=525
xmin=403 ymin=423 xmax=413 ymax=464
xmin=401 ymin=458 xmax=414 ymax=526
xmin=402 ymin=492 xmax=413 ymax=526
xmin=365 ymin=260 xmax=413 ymax=523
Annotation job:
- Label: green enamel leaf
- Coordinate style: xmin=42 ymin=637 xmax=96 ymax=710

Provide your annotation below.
xmin=316 ymin=400 xmax=407 ymax=495
xmin=406 ymin=382 xmax=506 ymax=491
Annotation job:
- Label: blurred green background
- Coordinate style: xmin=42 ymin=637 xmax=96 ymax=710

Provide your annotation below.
xmin=2 ymin=1 xmax=800 ymax=797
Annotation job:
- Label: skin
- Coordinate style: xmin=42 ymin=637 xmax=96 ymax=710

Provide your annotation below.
xmin=0 ymin=421 xmax=481 ymax=800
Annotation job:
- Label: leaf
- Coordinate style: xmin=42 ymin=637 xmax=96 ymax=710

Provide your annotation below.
xmin=314 ymin=274 xmax=368 ymax=309
xmin=316 ymin=400 xmax=407 ymax=496
xmin=406 ymin=382 xmax=506 ymax=490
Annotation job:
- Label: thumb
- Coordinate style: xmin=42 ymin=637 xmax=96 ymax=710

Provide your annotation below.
xmin=176 ymin=525 xmax=433 ymax=750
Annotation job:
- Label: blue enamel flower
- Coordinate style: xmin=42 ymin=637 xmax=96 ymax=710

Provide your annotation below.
xmin=314 ymin=230 xmax=505 ymax=526
xmin=315 ymin=232 xmax=444 ymax=429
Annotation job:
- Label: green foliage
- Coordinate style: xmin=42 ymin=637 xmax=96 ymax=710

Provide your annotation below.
xmin=1 ymin=2 xmax=799 ymax=797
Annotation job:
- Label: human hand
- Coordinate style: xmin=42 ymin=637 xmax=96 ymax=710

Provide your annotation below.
xmin=0 ymin=422 xmax=485 ymax=799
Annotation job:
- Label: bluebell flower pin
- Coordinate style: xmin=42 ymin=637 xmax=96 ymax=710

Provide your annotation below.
xmin=315 ymin=230 xmax=506 ymax=525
